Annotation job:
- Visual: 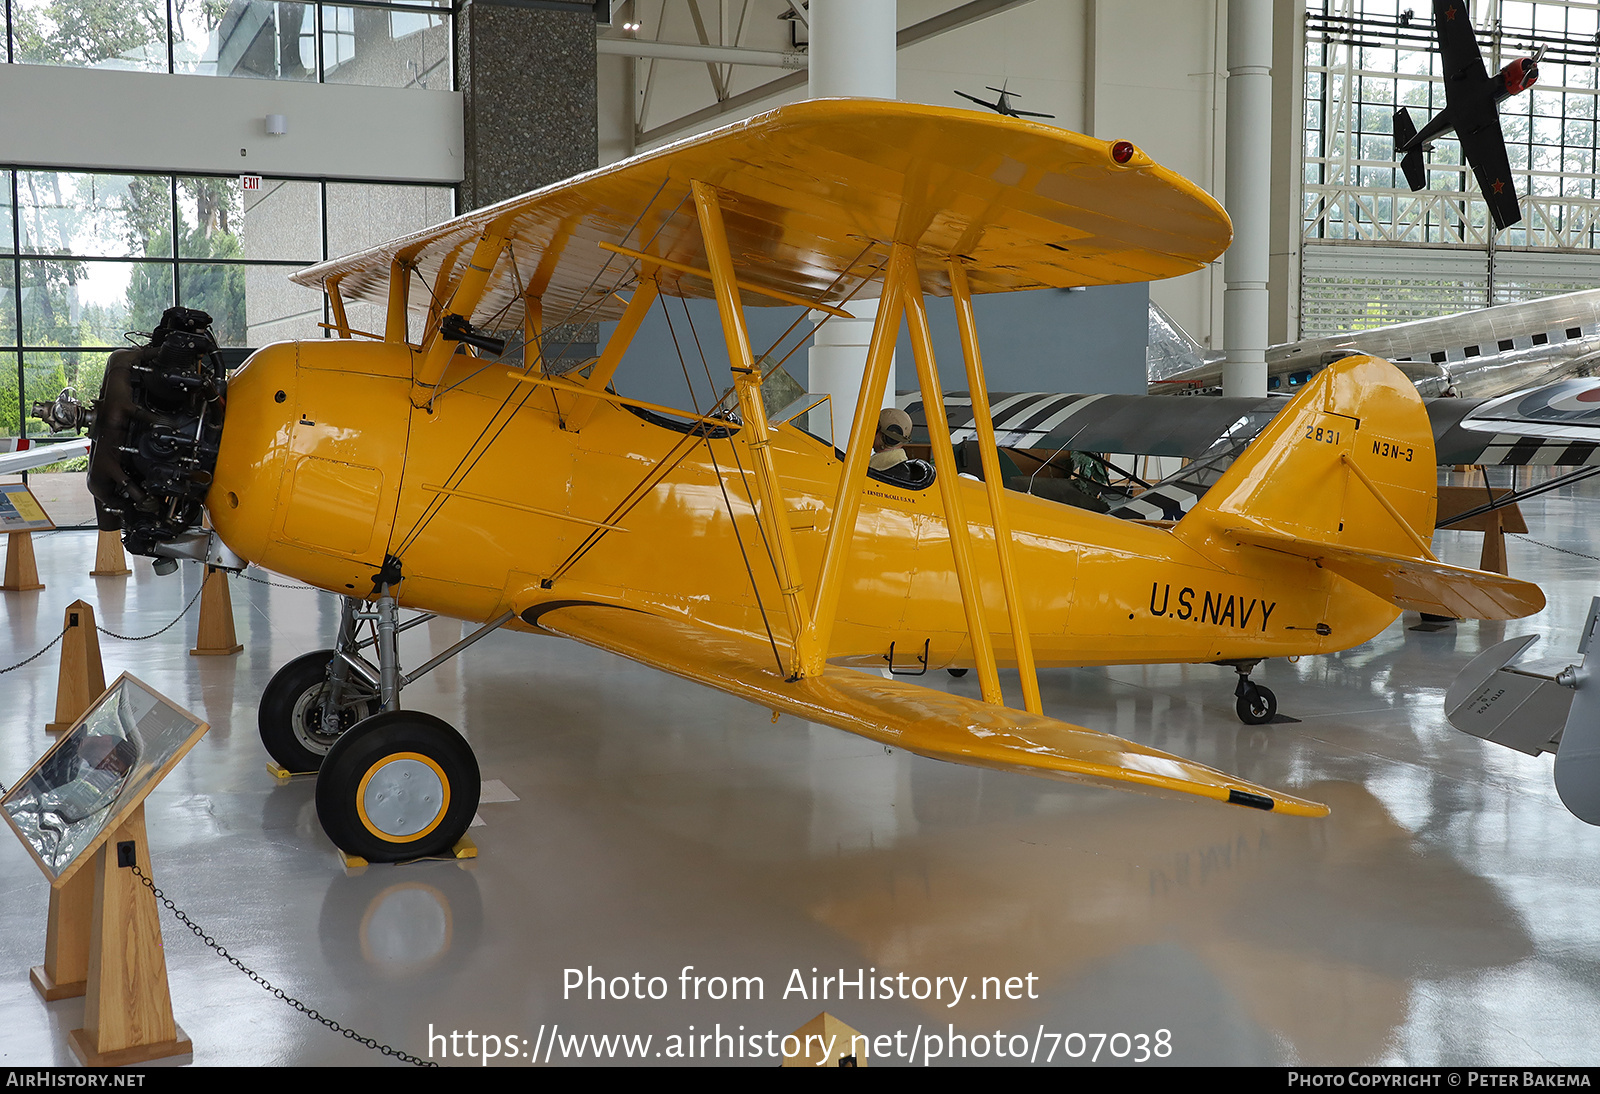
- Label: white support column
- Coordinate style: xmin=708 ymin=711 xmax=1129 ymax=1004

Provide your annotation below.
xmin=807 ymin=299 xmax=890 ymax=445
xmin=806 ymin=0 xmax=895 ymax=99
xmin=1222 ymin=0 xmax=1273 ymax=398
xmin=807 ymin=0 xmax=897 ymax=439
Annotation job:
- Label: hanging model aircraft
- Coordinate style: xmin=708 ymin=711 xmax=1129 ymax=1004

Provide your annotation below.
xmin=1392 ymin=0 xmax=1543 ymax=230
xmin=64 ymin=100 xmax=1543 ymax=862
xmin=953 ymin=82 xmax=1055 ymax=119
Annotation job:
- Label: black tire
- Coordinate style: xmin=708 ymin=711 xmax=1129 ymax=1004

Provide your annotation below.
xmin=259 ymin=650 xmax=377 ymax=773
xmin=947 ymin=668 xmax=969 ymax=678
xmin=1236 ymin=684 xmax=1277 ymax=726
xmin=315 ymin=711 xmax=480 ymax=863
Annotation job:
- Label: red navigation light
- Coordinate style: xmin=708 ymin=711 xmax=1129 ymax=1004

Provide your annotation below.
xmin=1111 ymin=140 xmax=1135 ymax=165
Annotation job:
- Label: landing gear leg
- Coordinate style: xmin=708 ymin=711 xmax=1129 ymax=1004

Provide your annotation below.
xmin=257 ymin=596 xmax=379 ymax=772
xmin=291 ymin=590 xmax=515 ymax=861
xmin=1228 ymin=660 xmax=1277 ymax=725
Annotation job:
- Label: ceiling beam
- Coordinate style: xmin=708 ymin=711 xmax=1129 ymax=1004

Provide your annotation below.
xmin=629 ymin=0 xmax=1039 ymax=147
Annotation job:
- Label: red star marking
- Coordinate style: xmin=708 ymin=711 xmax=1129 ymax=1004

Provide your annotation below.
xmin=1492 ymin=178 xmax=1506 ymax=194
xmin=1445 ymin=4 xmax=1458 ymax=20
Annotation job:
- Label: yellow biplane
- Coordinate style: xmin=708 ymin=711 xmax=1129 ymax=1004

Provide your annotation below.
xmin=83 ymin=100 xmax=1543 ymax=861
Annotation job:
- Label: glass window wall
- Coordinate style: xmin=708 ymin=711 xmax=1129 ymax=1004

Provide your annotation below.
xmin=0 ymin=170 xmax=454 ymax=437
xmin=5 ymin=0 xmax=451 ymax=90
xmin=1303 ymin=0 xmax=1600 ymax=335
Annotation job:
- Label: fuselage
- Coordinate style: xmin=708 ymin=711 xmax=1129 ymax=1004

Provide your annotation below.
xmin=208 ymin=340 xmax=1402 ymax=670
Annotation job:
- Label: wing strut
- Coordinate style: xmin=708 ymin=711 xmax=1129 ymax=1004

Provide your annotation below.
xmin=561 ymin=272 xmax=660 ymax=431
xmin=949 ymin=259 xmax=1044 ymax=715
xmin=902 ymin=253 xmax=1005 ymax=707
xmin=385 ymin=257 xmax=410 ymax=345
xmin=413 ymin=230 xmax=507 ymax=406
xmin=693 ymin=180 xmax=820 ymax=676
xmin=327 ymin=275 xmax=353 ymax=339
xmin=809 ymin=246 xmax=912 ymax=673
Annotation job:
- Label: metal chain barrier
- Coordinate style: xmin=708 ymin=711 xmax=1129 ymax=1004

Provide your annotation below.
xmin=1509 ymin=532 xmax=1600 ymax=563
xmin=0 ymin=626 xmax=69 ymax=676
xmin=130 ymin=864 xmax=436 ymax=1067
xmin=237 ymin=569 xmax=319 ymax=592
xmin=96 ymin=584 xmax=205 ymax=641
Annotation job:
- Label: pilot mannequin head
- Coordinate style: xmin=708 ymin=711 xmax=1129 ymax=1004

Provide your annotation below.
xmin=874 ymin=407 xmax=913 ymax=453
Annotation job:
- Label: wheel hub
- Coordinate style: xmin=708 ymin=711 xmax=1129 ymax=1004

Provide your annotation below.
xmin=290 ymin=685 xmax=370 ymax=754
xmin=357 ymin=753 xmax=449 ymax=842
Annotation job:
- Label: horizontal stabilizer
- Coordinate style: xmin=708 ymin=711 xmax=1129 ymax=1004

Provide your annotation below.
xmin=1444 ymin=634 xmax=1567 ymax=756
xmin=1225 ymin=525 xmax=1546 ymax=620
xmin=532 ymin=603 xmax=1329 ymax=817
xmin=1446 ymin=598 xmax=1600 ymax=826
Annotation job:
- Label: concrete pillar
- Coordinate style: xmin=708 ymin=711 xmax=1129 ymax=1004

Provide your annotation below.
xmin=806 ymin=0 xmax=898 ymax=439
xmin=456 ymin=3 xmax=598 ymax=358
xmin=1222 ymin=0 xmax=1273 ymax=398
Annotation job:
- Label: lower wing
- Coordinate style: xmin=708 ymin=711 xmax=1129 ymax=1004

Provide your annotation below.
xmin=530 ymin=602 xmax=1329 ymax=817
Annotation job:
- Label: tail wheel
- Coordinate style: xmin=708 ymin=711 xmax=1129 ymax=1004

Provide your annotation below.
xmin=315 ymin=712 xmax=480 ymax=863
xmin=259 ymin=649 xmax=377 ymax=773
xmin=1236 ymin=684 xmax=1277 ymax=726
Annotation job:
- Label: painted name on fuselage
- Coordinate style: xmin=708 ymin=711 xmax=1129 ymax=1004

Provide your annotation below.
xmin=1148 ymin=582 xmax=1276 ymax=631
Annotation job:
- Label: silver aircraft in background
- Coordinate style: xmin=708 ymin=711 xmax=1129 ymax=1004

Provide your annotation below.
xmin=1148 ymin=288 xmax=1600 ymax=400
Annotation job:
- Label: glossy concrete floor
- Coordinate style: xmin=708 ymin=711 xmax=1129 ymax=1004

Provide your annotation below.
xmin=3 ymin=472 xmax=1600 ymax=1068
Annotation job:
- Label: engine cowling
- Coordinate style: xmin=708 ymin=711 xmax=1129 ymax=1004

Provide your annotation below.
xmin=1501 ymin=56 xmax=1539 ymax=96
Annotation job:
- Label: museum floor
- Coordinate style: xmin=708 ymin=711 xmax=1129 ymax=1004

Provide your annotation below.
xmin=2 ymin=469 xmax=1599 ymax=1068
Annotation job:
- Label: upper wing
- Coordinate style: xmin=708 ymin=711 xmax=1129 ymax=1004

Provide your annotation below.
xmin=291 ymin=99 xmax=1231 ymax=332
xmin=532 ymin=602 xmax=1328 ymax=817
xmin=1435 ymin=0 xmax=1489 ymax=85
xmin=1459 ymin=119 xmax=1522 ymax=230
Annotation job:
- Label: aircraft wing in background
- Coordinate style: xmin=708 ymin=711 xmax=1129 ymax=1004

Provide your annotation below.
xmin=0 ymin=437 xmax=90 ymax=476
xmin=1148 ymin=288 xmax=1600 ymax=401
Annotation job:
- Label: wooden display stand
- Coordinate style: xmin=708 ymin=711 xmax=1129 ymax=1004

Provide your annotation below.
xmin=90 ymin=529 xmax=132 ymax=577
xmin=31 ymin=866 xmax=93 ymax=1000
xmin=0 ymin=484 xmax=54 ymax=591
xmin=191 ymin=566 xmax=243 ymax=656
xmin=64 ymin=805 xmax=191 ymax=1065
xmin=4 ymin=675 xmax=209 ymax=1066
xmin=2 ymin=531 xmax=44 ymax=591
xmin=1436 ymin=485 xmax=1528 ymax=576
xmin=47 ymin=600 xmax=107 ymax=733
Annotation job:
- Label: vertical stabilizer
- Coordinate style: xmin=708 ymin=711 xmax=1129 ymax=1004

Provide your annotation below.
xmin=1177 ymin=355 xmax=1437 ymax=556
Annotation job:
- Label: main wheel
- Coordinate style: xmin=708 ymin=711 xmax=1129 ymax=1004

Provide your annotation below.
xmin=1236 ymin=683 xmax=1277 ymax=726
xmin=315 ymin=711 xmax=480 ymax=863
xmin=259 ymin=650 xmax=378 ymax=773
